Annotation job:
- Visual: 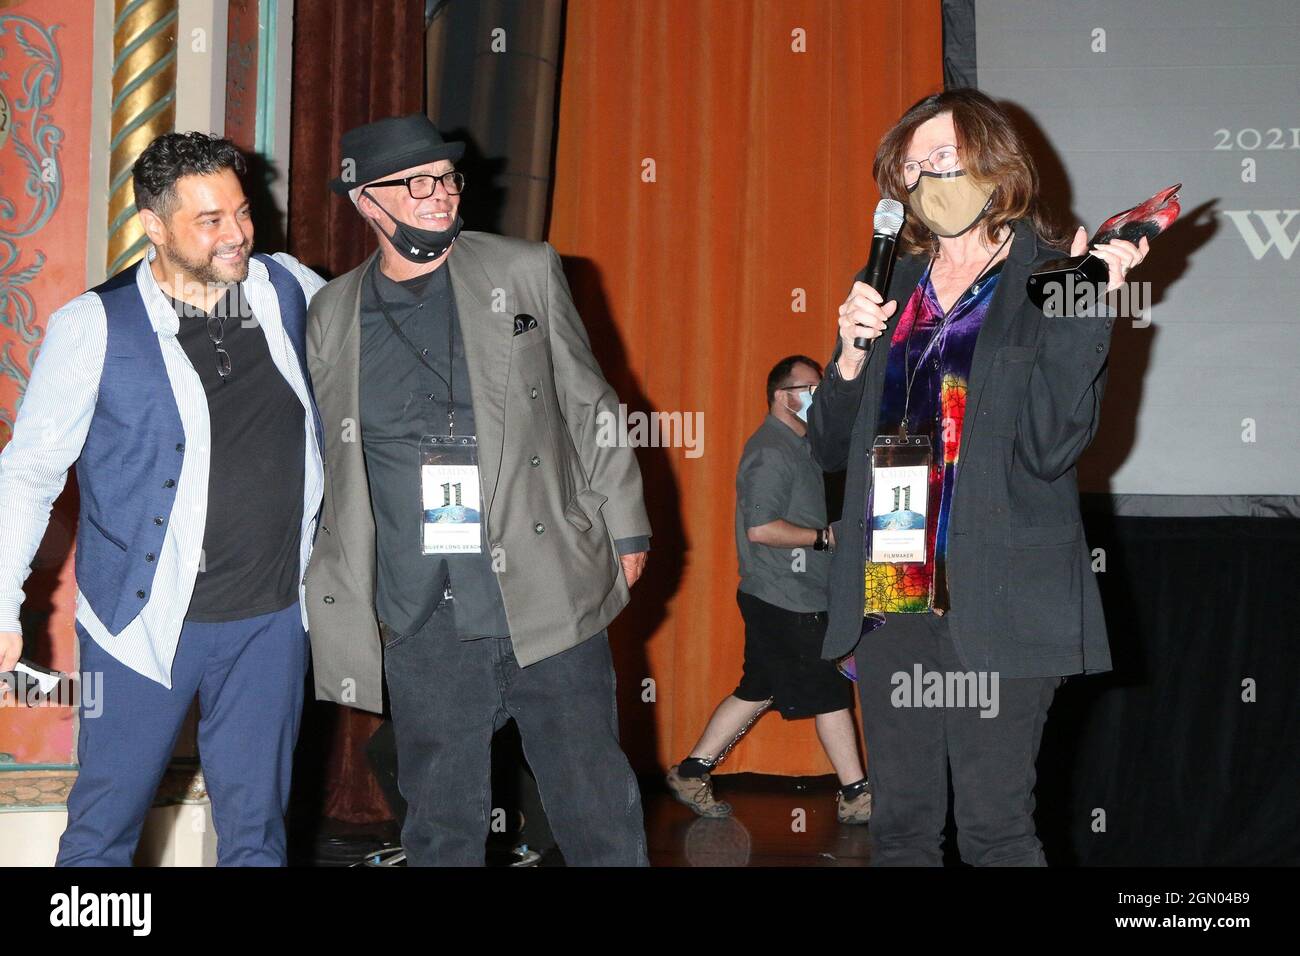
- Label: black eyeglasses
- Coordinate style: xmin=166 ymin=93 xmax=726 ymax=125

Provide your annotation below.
xmin=778 ymin=384 xmax=819 ymax=396
xmin=366 ymin=170 xmax=466 ymax=198
xmin=206 ymin=314 xmax=232 ymax=380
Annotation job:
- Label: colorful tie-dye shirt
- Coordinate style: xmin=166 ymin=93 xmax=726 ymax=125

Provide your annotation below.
xmin=863 ymin=258 xmax=1004 ymax=619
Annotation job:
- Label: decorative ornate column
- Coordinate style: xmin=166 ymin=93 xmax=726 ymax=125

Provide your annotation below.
xmin=105 ymin=0 xmax=177 ymax=276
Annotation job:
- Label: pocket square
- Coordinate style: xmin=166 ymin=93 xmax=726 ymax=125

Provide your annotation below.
xmin=513 ymin=313 xmax=538 ymax=336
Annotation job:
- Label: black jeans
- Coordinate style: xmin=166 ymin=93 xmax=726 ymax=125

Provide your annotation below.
xmin=854 ymin=612 xmax=1060 ymax=866
xmin=383 ymin=614 xmax=648 ymax=866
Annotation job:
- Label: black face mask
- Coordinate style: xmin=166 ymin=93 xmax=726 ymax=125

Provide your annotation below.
xmin=363 ymin=189 xmax=463 ymax=263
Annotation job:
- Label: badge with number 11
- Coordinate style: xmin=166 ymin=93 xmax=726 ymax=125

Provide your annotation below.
xmin=420 ymin=435 xmax=483 ymax=554
xmin=868 ymin=433 xmax=932 ymax=564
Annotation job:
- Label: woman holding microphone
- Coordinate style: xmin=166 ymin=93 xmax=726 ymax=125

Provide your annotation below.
xmin=807 ymin=88 xmax=1147 ymax=866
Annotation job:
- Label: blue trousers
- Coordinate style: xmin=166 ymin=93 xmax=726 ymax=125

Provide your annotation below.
xmin=56 ymin=602 xmax=308 ymax=867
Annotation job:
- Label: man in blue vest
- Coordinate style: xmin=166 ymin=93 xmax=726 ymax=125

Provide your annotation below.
xmin=0 ymin=132 xmax=326 ymax=866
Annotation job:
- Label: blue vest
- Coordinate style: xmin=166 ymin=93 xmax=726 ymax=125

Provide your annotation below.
xmin=77 ymin=254 xmax=319 ymax=634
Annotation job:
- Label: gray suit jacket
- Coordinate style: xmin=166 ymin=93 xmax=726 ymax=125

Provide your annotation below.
xmin=808 ymin=218 xmax=1113 ymax=679
xmin=304 ymin=231 xmax=650 ymax=713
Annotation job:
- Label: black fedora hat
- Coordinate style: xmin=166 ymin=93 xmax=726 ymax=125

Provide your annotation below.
xmin=328 ymin=113 xmax=465 ymax=196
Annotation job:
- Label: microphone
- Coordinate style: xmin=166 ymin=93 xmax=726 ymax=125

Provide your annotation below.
xmin=853 ymin=199 xmax=905 ymax=350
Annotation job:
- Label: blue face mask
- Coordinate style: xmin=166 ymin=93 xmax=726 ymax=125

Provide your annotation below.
xmin=792 ymin=389 xmax=814 ymax=423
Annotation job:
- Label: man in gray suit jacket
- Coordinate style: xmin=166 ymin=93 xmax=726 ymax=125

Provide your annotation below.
xmin=304 ymin=115 xmax=651 ymax=866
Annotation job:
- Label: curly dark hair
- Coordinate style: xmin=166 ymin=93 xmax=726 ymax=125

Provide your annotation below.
xmin=131 ymin=131 xmax=247 ymax=219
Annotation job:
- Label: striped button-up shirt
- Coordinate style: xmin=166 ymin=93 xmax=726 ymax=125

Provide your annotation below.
xmin=0 ymin=249 xmax=326 ymax=687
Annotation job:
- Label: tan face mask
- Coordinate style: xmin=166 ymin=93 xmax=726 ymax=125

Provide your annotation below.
xmin=907 ymin=170 xmax=995 ymax=238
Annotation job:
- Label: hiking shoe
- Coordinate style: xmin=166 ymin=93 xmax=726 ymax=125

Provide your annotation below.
xmin=836 ymin=781 xmax=872 ymax=825
xmin=666 ymin=764 xmax=733 ymax=818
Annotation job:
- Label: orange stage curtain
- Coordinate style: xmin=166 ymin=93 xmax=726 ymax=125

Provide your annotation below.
xmin=547 ymin=0 xmax=942 ymax=776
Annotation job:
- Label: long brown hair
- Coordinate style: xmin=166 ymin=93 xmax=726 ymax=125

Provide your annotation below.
xmin=873 ymin=88 xmax=1067 ymax=256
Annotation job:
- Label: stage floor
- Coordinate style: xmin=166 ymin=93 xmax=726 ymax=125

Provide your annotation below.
xmin=297 ymin=773 xmax=880 ymax=867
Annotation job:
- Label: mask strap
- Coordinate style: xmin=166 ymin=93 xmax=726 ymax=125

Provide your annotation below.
xmin=362 ymin=188 xmax=399 ymax=230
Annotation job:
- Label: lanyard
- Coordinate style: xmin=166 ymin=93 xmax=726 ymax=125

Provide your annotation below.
xmin=369 ymin=264 xmax=457 ymax=437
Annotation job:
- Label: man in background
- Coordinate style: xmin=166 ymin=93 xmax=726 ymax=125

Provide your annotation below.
xmin=667 ymin=356 xmax=871 ymax=824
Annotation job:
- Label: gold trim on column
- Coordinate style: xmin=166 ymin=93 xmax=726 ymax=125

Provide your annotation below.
xmin=106 ymin=0 xmax=178 ymax=276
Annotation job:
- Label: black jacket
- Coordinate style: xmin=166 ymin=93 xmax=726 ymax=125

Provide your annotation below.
xmin=808 ymin=218 xmax=1113 ymax=678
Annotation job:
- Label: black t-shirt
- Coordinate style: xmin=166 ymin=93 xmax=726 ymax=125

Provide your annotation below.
xmin=357 ymin=261 xmax=511 ymax=640
xmin=172 ymin=286 xmax=306 ymax=622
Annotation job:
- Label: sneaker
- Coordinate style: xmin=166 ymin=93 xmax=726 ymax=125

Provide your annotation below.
xmin=666 ymin=764 xmax=733 ymax=818
xmin=836 ymin=781 xmax=872 ymax=825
